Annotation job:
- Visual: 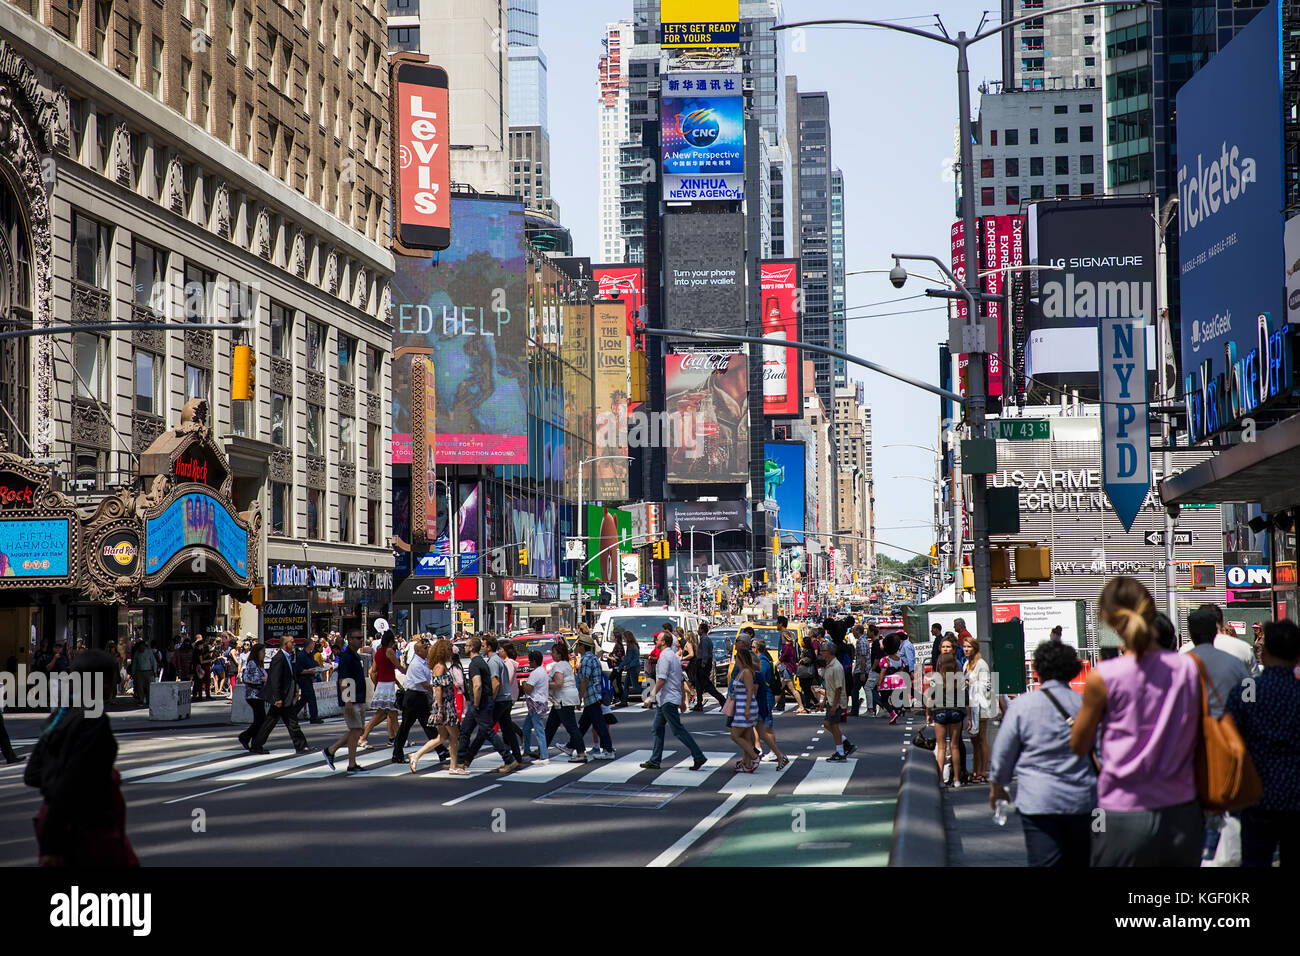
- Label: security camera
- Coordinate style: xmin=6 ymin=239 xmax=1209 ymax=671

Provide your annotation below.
xmin=889 ymin=262 xmax=908 ymax=290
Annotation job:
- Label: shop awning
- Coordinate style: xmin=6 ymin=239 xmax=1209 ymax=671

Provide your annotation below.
xmin=1161 ymin=412 xmax=1300 ymax=511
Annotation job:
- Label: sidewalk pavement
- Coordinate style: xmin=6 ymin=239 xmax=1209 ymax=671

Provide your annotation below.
xmin=2 ymin=694 xmax=310 ymax=739
xmin=938 ymin=722 xmax=1026 ymax=867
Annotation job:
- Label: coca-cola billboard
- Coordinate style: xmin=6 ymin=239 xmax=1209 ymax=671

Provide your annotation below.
xmin=759 ymin=259 xmax=803 ymax=418
xmin=665 ymin=350 xmax=750 ymax=484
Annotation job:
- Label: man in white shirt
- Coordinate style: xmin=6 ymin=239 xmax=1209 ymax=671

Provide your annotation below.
xmin=1179 ymin=603 xmax=1257 ymax=674
xmin=639 ymin=631 xmax=707 ymax=771
xmin=391 ymin=638 xmax=440 ymax=763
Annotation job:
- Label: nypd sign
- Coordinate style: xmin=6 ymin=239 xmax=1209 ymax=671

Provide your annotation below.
xmin=1099 ymin=316 xmax=1150 ymax=531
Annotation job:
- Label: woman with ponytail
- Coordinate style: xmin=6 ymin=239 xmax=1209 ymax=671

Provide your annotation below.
xmin=1070 ymin=576 xmax=1204 ymax=866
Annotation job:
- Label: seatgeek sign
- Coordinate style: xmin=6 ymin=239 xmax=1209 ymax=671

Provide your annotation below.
xmin=1177 ymin=1 xmax=1290 ymax=442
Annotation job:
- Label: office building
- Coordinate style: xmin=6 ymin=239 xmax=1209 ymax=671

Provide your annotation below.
xmin=597 ymin=20 xmax=633 ymax=261
xmin=1001 ymin=0 xmax=1103 ymax=91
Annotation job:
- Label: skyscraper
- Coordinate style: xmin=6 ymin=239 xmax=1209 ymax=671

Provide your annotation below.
xmin=830 ymin=168 xmax=846 ymax=389
xmin=506 ymin=0 xmax=558 ymax=219
xmin=597 ymin=20 xmax=634 ymax=262
xmin=1001 ymin=0 xmax=1103 ymax=91
xmin=786 ymin=80 xmax=837 ymax=418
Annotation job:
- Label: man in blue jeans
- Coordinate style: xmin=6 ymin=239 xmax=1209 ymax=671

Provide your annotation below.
xmin=574 ymin=634 xmax=615 ymax=760
xmin=640 ymin=631 xmax=707 ymax=771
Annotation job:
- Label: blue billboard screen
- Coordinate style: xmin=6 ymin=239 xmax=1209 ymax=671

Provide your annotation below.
xmin=764 ymin=441 xmax=806 ymax=544
xmin=0 ymin=518 xmax=70 ymax=578
xmin=145 ymin=492 xmax=249 ymax=580
xmin=1177 ymin=2 xmax=1284 ymax=416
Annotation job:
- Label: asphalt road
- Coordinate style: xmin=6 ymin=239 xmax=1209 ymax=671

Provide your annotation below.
xmin=0 ymin=701 xmax=909 ymax=867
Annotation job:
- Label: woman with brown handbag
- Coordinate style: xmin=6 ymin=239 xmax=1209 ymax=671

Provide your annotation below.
xmin=1070 ymin=576 xmax=1204 ymax=866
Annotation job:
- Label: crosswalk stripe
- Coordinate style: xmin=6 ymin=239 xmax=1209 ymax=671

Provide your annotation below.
xmin=652 ymin=752 xmax=732 ymax=788
xmin=144 ymin=751 xmax=284 ymax=783
xmin=791 ymin=756 xmax=856 ymax=795
xmin=120 ymin=749 xmax=246 ymax=781
xmin=213 ymin=751 xmax=330 ymax=782
xmin=581 ymin=749 xmax=670 ymax=784
xmin=719 ymin=754 xmax=798 ymax=796
xmin=501 ymin=759 xmax=582 ymax=784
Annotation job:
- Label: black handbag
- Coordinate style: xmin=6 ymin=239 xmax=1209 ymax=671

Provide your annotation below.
xmin=913 ymin=728 xmax=937 ymax=751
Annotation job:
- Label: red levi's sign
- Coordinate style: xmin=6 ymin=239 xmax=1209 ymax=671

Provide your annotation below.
xmin=393 ymin=61 xmax=451 ymax=252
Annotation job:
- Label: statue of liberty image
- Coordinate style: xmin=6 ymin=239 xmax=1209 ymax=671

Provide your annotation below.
xmin=764 ymin=457 xmax=785 ymax=501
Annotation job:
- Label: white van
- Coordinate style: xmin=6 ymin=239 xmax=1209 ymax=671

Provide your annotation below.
xmin=592 ymin=606 xmax=702 ymax=657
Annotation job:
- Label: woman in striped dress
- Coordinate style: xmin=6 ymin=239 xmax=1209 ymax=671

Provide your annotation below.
xmin=727 ymin=647 xmax=760 ymax=773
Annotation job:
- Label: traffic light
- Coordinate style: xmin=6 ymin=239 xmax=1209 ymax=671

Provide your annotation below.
xmin=772 ymin=535 xmax=780 ymax=555
xmin=232 ymin=344 xmax=256 ymax=400
xmin=1190 ymin=562 xmax=1215 ymax=589
xmin=929 ymin=544 xmax=939 ymax=566
xmin=653 ymin=539 xmax=670 ymax=560
xmin=518 ymin=545 xmax=528 ymax=567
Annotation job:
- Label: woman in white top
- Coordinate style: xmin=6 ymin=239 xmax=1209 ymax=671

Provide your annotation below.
xmin=543 ymin=642 xmax=587 ymax=762
xmin=962 ymin=634 xmax=995 ymax=783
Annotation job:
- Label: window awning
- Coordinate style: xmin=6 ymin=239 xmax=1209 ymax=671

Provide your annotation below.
xmin=1161 ymin=412 xmax=1300 ymax=512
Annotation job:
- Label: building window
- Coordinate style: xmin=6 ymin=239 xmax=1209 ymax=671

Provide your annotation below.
xmin=980 ymin=158 xmax=994 ymax=178
xmin=1054 ymin=126 xmax=1068 ymax=144
xmin=306 ymin=402 xmax=324 ymax=455
xmin=1055 ymin=184 xmax=1071 ymax=197
xmin=1030 ymin=184 xmax=1044 ymax=199
xmin=1079 ymin=103 xmax=1093 ymax=113
xmin=980 ymin=186 xmax=995 ymax=207
xmin=1006 ymin=186 xmax=1020 ymax=206
xmin=339 ymin=494 xmax=354 ymax=543
xmin=199 ymin=72 xmax=211 ymax=130
xmin=1054 ymin=104 xmax=1068 ymax=115
xmin=226 ymin=0 xmax=236 ymax=55
xmin=270 ymin=481 xmax=290 ymax=535
xmin=388 ymin=26 xmax=419 ymax=51
xmin=271 ymin=391 xmax=289 ymax=446
xmin=243 ymin=12 xmax=254 ymax=69
xmin=133 ymin=240 xmax=164 ymax=312
xmin=150 ymin=36 xmax=163 ymax=98
xmin=75 ymin=332 xmax=109 ymax=402
xmin=989 ymin=129 xmax=997 ymax=146
xmin=366 ymin=499 xmax=379 ymax=545
xmin=1004 ymin=157 xmax=1019 ymax=177
xmin=185 ymin=363 xmax=209 ymax=404
xmin=180 ymin=56 xmax=192 ymax=119
xmin=73 ymin=213 xmax=112 ymax=290
xmin=134 ymin=350 xmax=159 ymax=413
xmin=306 ymin=320 xmax=325 ymax=372
xmin=1055 ymin=155 xmax=1069 ymax=175
xmin=94 ymin=0 xmax=112 ymax=62
xmin=1080 ymin=154 xmax=1094 ymax=175
xmin=1004 ymin=129 xmax=1018 ymax=146
xmin=1084 ymin=56 xmax=1095 ymax=67
xmin=338 ymin=333 xmax=356 ymax=384
xmin=1079 ymin=125 xmax=1094 ymax=143
xmin=1080 ymin=182 xmax=1095 ymax=196
xmin=367 ymin=346 xmax=382 ymax=392
xmin=270 ymin=302 xmax=292 ymax=358
xmin=338 ymin=414 xmax=354 ymax=464
xmin=367 ymin=421 xmax=380 ymax=468
xmin=184 ymin=262 xmax=213 ymax=322
xmin=1030 ymin=156 xmax=1043 ymax=177
xmin=307 ymin=487 xmax=324 ymax=539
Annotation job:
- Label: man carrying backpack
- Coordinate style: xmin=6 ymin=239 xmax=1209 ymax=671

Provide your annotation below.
xmin=692 ymin=622 xmax=725 ymax=711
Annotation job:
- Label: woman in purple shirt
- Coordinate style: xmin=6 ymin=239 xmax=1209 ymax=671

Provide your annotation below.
xmin=1070 ymin=576 xmax=1204 ymax=866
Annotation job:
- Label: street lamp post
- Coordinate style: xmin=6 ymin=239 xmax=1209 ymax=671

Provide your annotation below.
xmin=777 ymin=0 xmax=1154 ymax=686
xmin=574 ymin=455 xmax=634 ymax=627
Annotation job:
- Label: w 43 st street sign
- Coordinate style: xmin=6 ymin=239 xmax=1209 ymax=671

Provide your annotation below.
xmin=1144 ymin=530 xmax=1191 ymax=547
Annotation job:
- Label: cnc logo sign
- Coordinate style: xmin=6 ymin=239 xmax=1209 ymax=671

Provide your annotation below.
xmin=392 ymin=60 xmax=451 ymax=252
xmin=100 ymin=531 xmax=140 ymax=575
xmin=680 ymin=108 xmax=722 ymax=148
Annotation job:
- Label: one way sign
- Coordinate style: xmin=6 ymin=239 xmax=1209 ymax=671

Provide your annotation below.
xmin=1144 ymin=530 xmax=1191 ymax=547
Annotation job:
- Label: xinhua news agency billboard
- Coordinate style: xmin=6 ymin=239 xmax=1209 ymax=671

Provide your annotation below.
xmin=661 ymin=73 xmax=744 ymax=202
xmin=392 ymin=196 xmax=528 ymax=464
xmin=1026 ymin=197 xmax=1156 ymax=388
xmin=759 ymin=260 xmax=803 ymax=418
xmin=764 ymin=441 xmax=806 ymax=544
xmin=1177 ymin=0 xmax=1288 ymax=443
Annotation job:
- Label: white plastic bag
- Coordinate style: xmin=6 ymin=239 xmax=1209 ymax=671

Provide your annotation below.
xmin=1205 ymin=814 xmax=1242 ymax=867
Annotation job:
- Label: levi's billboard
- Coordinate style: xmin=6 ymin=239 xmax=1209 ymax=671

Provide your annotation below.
xmin=391 ymin=57 xmax=450 ymax=253
xmin=759 ymin=259 xmax=803 ymax=418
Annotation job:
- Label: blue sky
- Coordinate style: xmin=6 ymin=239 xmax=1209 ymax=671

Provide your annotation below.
xmin=537 ymin=1 xmax=1004 ymax=561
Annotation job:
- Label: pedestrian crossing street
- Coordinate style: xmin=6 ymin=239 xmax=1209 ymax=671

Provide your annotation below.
xmin=83 ymin=739 xmax=864 ymax=797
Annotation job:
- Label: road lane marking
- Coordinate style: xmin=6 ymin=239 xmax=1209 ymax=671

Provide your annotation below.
xmin=647 ymin=793 xmax=744 ymax=868
xmin=582 ymin=749 xmax=671 ymax=784
xmin=792 ymin=756 xmax=856 ymax=796
xmin=442 ymin=783 xmax=500 ymax=806
xmin=652 ymin=752 xmax=732 ymax=788
xmin=162 ymin=783 xmax=246 ymax=804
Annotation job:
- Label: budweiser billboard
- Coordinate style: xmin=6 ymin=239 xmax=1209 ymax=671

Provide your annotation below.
xmin=390 ymin=57 xmax=450 ymax=253
xmin=759 ymin=259 xmax=803 ymax=418
xmin=592 ymin=264 xmax=645 ymax=349
xmin=665 ymin=351 xmax=750 ymax=484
